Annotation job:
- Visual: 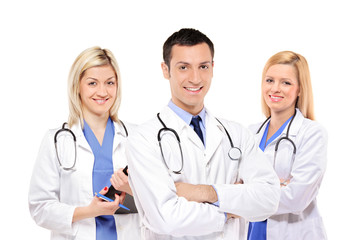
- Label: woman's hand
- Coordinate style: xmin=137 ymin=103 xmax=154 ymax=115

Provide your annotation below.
xmin=110 ymin=167 xmax=133 ymax=195
xmin=227 ymin=213 xmax=241 ymax=220
xmin=72 ymin=186 xmax=125 ymax=223
xmin=280 ymin=178 xmax=290 ymax=187
xmin=89 ymin=186 xmax=125 ymax=216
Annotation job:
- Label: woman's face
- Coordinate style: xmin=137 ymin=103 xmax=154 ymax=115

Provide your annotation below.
xmin=79 ymin=65 xmax=117 ymax=119
xmin=262 ymin=64 xmax=300 ymax=116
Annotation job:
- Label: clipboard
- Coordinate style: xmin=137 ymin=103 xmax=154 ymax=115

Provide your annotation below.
xmin=104 ymin=166 xmax=138 ymax=214
xmin=105 ymin=185 xmax=138 ymax=214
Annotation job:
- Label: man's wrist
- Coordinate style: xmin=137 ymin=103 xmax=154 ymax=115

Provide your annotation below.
xmin=198 ymin=184 xmax=218 ymax=203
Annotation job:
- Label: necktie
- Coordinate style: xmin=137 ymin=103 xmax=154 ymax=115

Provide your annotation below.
xmin=191 ymin=116 xmax=204 ymax=144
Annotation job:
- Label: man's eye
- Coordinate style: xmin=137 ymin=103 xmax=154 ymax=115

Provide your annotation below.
xmin=200 ymin=65 xmax=209 ymax=70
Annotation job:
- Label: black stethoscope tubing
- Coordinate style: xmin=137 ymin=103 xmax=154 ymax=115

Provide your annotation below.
xmin=54 ymin=120 xmax=128 ymax=171
xmin=157 ymin=113 xmax=241 ymax=174
xmin=256 ymin=110 xmax=297 ymax=180
xmin=157 ymin=113 xmax=184 ymax=174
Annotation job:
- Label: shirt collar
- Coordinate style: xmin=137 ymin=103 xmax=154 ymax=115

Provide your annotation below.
xmin=168 ymin=100 xmax=206 ymax=127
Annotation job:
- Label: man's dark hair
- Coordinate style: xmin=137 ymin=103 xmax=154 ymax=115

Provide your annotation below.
xmin=163 ymin=28 xmax=214 ymax=68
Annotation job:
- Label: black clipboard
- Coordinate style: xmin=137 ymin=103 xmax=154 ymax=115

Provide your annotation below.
xmin=104 ymin=166 xmax=138 ymax=214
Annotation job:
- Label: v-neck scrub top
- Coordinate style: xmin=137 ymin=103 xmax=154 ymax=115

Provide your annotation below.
xmin=83 ymin=118 xmax=117 ymax=240
xmin=247 ymin=109 xmax=328 ymax=240
xmin=248 ymin=116 xmax=292 ymax=240
xmin=29 ymin=119 xmax=142 ymax=240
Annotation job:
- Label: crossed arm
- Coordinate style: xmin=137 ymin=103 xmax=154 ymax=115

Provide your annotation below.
xmin=175 ymin=183 xmax=218 ymax=203
xmin=175 ymin=181 xmax=243 ymax=219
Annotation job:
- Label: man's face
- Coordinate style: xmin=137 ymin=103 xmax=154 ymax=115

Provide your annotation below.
xmin=161 ymin=43 xmax=213 ymax=115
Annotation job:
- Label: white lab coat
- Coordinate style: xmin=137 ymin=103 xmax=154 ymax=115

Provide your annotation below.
xmin=28 ymin=121 xmax=141 ymax=240
xmin=127 ymin=106 xmax=280 ymax=240
xmin=249 ymin=109 xmax=328 ymax=240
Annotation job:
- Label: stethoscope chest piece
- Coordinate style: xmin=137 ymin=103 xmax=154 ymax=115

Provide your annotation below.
xmin=228 ymin=147 xmax=242 ymax=161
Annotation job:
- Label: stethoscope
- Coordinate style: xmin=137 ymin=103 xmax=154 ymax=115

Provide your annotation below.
xmin=157 ymin=113 xmax=242 ymax=174
xmin=54 ymin=121 xmax=128 ymax=171
xmin=256 ymin=110 xmax=297 ymax=183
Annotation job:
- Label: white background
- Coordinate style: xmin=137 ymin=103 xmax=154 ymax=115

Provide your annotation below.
xmin=1 ymin=0 xmax=358 ymax=239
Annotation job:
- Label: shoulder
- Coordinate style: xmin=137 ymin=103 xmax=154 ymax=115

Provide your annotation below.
xmin=215 ymin=117 xmax=254 ymax=140
xmin=38 ymin=126 xmax=64 ymax=153
xmin=127 ymin=117 xmax=160 ymax=142
xmin=46 ymin=125 xmax=67 ymax=139
xmin=298 ymin=118 xmax=328 ymax=139
xmin=248 ymin=122 xmax=263 ymax=134
xmin=116 ymin=121 xmax=137 ymax=134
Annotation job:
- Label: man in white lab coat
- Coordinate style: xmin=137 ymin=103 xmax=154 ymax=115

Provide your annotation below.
xmin=126 ymin=28 xmax=280 ymax=239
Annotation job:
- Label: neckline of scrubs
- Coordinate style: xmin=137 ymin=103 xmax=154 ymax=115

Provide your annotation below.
xmin=83 ymin=118 xmax=117 ymax=240
xmin=259 ymin=115 xmax=293 ymax=151
xmin=248 ymin=115 xmax=294 ymax=240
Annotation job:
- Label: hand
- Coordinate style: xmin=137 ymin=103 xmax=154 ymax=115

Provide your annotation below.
xmin=90 ymin=186 xmax=125 ymax=216
xmin=227 ymin=213 xmax=241 ymax=220
xmin=72 ymin=186 xmax=125 ymax=223
xmin=235 ymin=179 xmax=244 ymax=184
xmin=280 ymin=178 xmax=290 ymax=187
xmin=110 ymin=167 xmax=133 ymax=195
xmin=175 ymin=182 xmax=218 ymax=203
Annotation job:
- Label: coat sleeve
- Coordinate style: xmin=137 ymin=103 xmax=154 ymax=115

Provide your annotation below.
xmin=28 ymin=130 xmax=77 ymax=234
xmin=127 ymin=127 xmax=226 ymax=237
xmin=213 ymin=124 xmax=281 ymax=222
xmin=275 ymin=122 xmax=328 ymax=215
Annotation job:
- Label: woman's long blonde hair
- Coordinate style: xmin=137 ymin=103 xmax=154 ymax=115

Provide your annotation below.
xmin=261 ymin=51 xmax=315 ymax=120
xmin=67 ymin=46 xmax=122 ymax=127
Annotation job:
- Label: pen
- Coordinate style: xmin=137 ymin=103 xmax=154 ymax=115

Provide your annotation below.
xmin=95 ymin=192 xmax=130 ymax=211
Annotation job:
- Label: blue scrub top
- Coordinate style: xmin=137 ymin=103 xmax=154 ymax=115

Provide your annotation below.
xmin=247 ymin=116 xmax=293 ymax=240
xmin=83 ymin=118 xmax=117 ymax=240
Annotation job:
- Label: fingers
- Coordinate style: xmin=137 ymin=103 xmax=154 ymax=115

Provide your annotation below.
xmin=280 ymin=178 xmax=290 ymax=187
xmin=235 ymin=179 xmax=244 ymax=184
xmin=111 ymin=168 xmax=129 ymax=190
xmin=99 ymin=186 xmax=109 ymax=195
xmin=227 ymin=213 xmax=241 ymax=219
xmin=113 ymin=192 xmax=126 ymax=205
xmin=119 ymin=192 xmax=126 ymax=204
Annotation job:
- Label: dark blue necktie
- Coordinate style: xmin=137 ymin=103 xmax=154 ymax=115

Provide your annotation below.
xmin=191 ymin=116 xmax=204 ymax=144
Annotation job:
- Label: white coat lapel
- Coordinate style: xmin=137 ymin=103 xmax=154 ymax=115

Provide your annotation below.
xmin=204 ymin=112 xmax=223 ymax=163
xmin=71 ymin=122 xmax=92 ymax=152
xmin=112 ymin=121 xmax=128 ymax=170
xmin=161 ymin=106 xmax=204 ymax=150
xmin=269 ymin=108 xmax=304 ymax=143
xmin=186 ymin=116 xmax=205 ymax=149
xmin=287 ymin=108 xmax=304 ymax=137
xmin=113 ymin=121 xmax=127 ymax=152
